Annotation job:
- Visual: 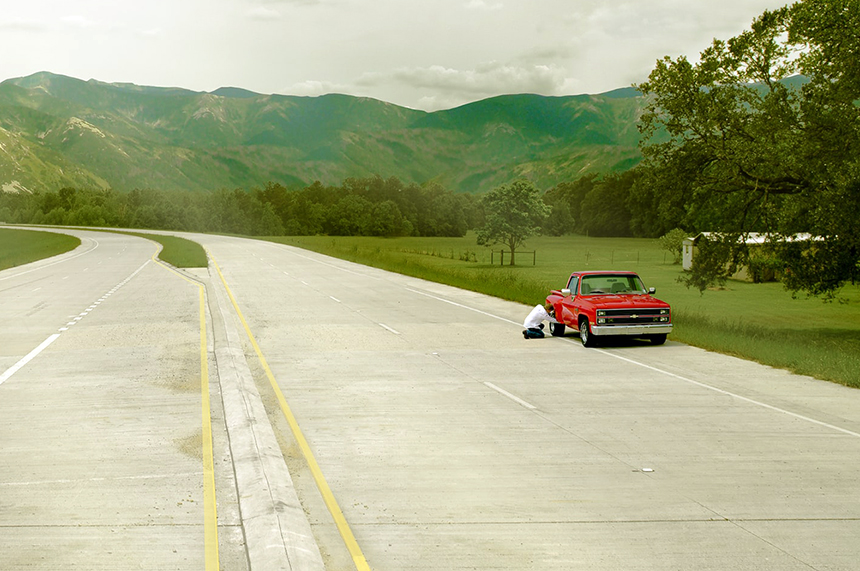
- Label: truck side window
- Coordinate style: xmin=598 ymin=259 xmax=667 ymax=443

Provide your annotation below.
xmin=566 ymin=276 xmax=578 ymax=295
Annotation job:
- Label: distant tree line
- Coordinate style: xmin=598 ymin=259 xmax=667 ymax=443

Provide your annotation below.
xmin=0 ymin=167 xmax=711 ymax=244
xmin=541 ymin=171 xmax=646 ymax=238
xmin=0 ymin=172 xmax=653 ymax=242
xmin=256 ymin=177 xmax=481 ymax=237
xmin=0 ymin=176 xmax=481 ymax=238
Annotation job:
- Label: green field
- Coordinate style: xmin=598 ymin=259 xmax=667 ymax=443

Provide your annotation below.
xmin=265 ymin=233 xmax=860 ymax=389
xmin=0 ymin=228 xmax=81 ymax=271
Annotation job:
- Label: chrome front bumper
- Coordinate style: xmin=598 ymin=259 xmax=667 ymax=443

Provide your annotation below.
xmin=590 ymin=324 xmax=673 ymax=336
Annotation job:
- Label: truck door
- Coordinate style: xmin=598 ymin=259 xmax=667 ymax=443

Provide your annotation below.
xmin=561 ymin=276 xmax=579 ymax=324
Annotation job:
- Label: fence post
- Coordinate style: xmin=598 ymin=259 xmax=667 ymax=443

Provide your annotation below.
xmin=500 ymin=250 xmax=505 ymax=266
xmin=533 ymin=250 xmax=536 ymax=266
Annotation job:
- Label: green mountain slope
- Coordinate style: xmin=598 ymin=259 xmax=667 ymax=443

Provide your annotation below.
xmin=0 ymin=72 xmax=646 ymax=194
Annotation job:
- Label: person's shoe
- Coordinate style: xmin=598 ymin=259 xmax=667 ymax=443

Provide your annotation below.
xmin=523 ymin=330 xmax=529 ymax=339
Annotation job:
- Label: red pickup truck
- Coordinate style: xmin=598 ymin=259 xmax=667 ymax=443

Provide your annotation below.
xmin=545 ymin=271 xmax=672 ymax=347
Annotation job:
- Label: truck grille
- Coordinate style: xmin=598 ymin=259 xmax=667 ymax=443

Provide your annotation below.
xmin=597 ymin=308 xmax=670 ymax=326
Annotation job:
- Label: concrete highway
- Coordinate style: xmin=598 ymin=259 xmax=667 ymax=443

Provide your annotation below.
xmin=2 ymin=227 xmax=860 ymax=570
xmin=0 ymin=228 xmax=235 ymax=569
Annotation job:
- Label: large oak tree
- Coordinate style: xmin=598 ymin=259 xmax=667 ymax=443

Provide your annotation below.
xmin=476 ymin=179 xmax=550 ymax=266
xmin=635 ymin=0 xmax=860 ymax=297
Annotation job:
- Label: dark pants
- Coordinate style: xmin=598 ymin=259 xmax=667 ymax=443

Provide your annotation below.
xmin=523 ymin=326 xmax=545 ymax=339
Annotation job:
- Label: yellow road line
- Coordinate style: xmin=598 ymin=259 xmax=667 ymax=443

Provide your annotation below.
xmin=199 ymin=287 xmax=219 ymax=569
xmin=149 ymin=250 xmax=220 ymax=571
xmin=209 ymin=253 xmax=371 ymax=571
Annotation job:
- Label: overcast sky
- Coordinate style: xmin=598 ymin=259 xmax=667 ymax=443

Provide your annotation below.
xmin=1 ymin=0 xmax=789 ymax=111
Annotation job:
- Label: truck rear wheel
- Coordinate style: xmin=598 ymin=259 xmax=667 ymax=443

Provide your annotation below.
xmin=549 ymin=322 xmax=566 ymax=336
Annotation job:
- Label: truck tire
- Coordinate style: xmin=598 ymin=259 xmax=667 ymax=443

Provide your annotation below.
xmin=549 ymin=322 xmax=566 ymax=336
xmin=649 ymin=334 xmax=667 ymax=345
xmin=579 ymin=319 xmax=597 ymax=347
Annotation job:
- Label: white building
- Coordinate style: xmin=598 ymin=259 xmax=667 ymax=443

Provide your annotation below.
xmin=682 ymin=232 xmax=817 ymax=281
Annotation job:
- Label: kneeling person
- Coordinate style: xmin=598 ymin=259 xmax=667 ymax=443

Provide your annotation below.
xmin=523 ymin=303 xmax=557 ymax=339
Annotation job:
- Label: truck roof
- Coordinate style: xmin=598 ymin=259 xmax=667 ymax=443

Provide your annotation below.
xmin=571 ymin=270 xmax=639 ymax=276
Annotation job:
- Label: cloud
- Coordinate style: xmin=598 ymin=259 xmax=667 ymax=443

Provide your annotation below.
xmin=286 ymin=79 xmax=351 ymax=96
xmin=256 ymin=0 xmax=324 ymax=6
xmin=514 ymin=46 xmax=576 ymax=67
xmin=358 ymin=61 xmax=568 ymax=97
xmin=247 ymin=0 xmax=325 ymax=19
xmin=138 ymin=28 xmax=164 ymax=38
xmin=464 ymin=0 xmax=503 ymax=11
xmin=248 ymin=6 xmax=283 ymax=20
xmin=0 ymin=18 xmax=48 ymax=32
xmin=349 ymin=61 xmax=573 ymax=110
xmin=60 ymin=15 xmax=98 ymax=29
xmin=415 ymin=94 xmax=469 ymax=112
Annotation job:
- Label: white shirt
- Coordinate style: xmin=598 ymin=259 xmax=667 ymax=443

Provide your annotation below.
xmin=523 ymin=305 xmax=557 ymax=328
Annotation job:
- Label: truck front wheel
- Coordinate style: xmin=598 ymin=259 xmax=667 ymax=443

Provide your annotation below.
xmin=579 ymin=319 xmax=597 ymax=347
xmin=649 ymin=334 xmax=667 ymax=345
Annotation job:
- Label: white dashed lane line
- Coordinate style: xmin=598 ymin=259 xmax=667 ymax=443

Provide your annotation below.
xmin=483 ymin=382 xmax=537 ymax=410
xmin=378 ymin=323 xmax=400 ymax=335
xmin=0 ymin=335 xmax=60 ymax=387
xmin=0 ymin=259 xmax=150 ymax=387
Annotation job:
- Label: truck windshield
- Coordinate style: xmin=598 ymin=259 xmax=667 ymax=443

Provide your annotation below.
xmin=580 ymin=274 xmax=645 ymax=295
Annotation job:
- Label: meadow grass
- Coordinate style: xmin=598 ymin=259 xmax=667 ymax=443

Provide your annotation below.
xmin=0 ymin=228 xmax=81 ymax=271
xmin=265 ymin=233 xmax=860 ymax=388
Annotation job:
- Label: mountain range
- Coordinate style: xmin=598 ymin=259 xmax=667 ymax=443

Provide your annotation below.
xmin=0 ymin=71 xmax=646 ymax=195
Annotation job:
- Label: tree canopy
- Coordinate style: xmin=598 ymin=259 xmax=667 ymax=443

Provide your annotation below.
xmin=635 ymin=0 xmax=860 ymax=297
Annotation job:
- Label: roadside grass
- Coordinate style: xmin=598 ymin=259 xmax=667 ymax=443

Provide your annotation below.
xmin=264 ymin=233 xmax=860 ymax=389
xmin=0 ymin=228 xmax=81 ymax=271
xmin=673 ymin=311 xmax=860 ymax=388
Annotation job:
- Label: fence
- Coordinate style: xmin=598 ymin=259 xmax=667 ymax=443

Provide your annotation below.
xmin=491 ymin=250 xmax=536 ymax=266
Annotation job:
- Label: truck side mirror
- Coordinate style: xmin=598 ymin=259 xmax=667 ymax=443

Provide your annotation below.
xmin=648 ymin=287 xmax=656 ymax=294
xmin=561 ymin=288 xmax=571 ymax=296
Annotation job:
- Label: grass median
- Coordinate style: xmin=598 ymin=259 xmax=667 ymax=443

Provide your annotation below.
xmin=119 ymin=231 xmax=208 ymax=268
xmin=0 ymin=227 xmax=81 ymax=271
xmin=1 ymin=226 xmax=206 ymax=269
xmin=263 ymin=233 xmax=860 ymax=389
